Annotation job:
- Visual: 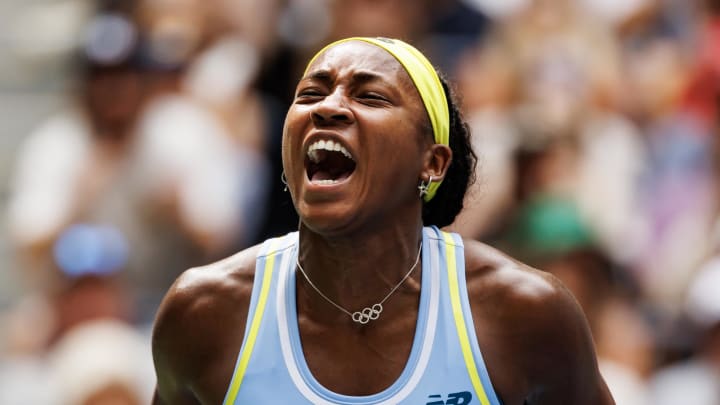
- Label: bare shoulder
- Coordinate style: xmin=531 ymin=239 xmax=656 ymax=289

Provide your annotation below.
xmin=462 ymin=238 xmax=576 ymax=319
xmin=153 ymin=243 xmax=261 ymax=339
xmin=159 ymin=243 xmax=261 ymax=316
xmin=461 ymin=238 xmax=613 ymax=405
xmin=461 ymin=239 xmax=585 ymax=356
xmin=152 ymin=244 xmax=262 ymax=403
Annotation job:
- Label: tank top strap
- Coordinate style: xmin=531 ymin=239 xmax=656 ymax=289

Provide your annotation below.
xmin=429 ymin=227 xmax=502 ymax=405
xmin=223 ymin=232 xmax=299 ymax=405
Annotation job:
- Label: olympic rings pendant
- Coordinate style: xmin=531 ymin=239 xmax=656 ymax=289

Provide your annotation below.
xmin=351 ymin=303 xmax=383 ymax=324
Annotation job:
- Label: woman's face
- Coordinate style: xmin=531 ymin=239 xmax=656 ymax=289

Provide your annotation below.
xmin=282 ymin=41 xmax=431 ymax=235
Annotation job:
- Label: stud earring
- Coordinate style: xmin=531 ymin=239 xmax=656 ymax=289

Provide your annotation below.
xmin=281 ymin=172 xmax=288 ymax=192
xmin=418 ymin=175 xmax=433 ymax=199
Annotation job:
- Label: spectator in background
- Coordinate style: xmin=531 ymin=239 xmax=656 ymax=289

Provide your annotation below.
xmin=131 ymin=0 xmax=276 ymax=253
xmin=132 ymin=0 xmax=280 ymax=253
xmin=6 ymin=5 xmax=146 ymax=289
xmin=0 ymin=224 xmax=153 ymax=405
xmin=6 ymin=0 xmax=278 ymax=299
xmin=450 ymin=39 xmax=521 ymax=239
xmin=682 ymin=0 xmax=720 ymax=130
xmin=49 ymin=319 xmax=154 ymax=405
xmin=326 ymin=0 xmax=432 ymax=44
xmin=621 ymin=31 xmax=718 ymax=306
xmin=649 ymin=223 xmax=720 ymax=405
xmin=3 ymin=3 xmax=198 ymax=306
xmin=497 ymin=196 xmax=654 ymax=405
xmin=498 ymin=0 xmax=622 ymax=139
xmin=449 ymin=0 xmax=648 ymax=261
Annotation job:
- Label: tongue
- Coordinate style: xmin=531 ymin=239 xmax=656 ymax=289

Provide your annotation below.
xmin=308 ymin=150 xmax=355 ymax=182
xmin=312 ymin=170 xmax=335 ymax=181
xmin=311 ymin=169 xmax=352 ymax=182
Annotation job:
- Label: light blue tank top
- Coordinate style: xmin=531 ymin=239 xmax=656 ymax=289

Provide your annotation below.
xmin=223 ymin=226 xmax=502 ymax=405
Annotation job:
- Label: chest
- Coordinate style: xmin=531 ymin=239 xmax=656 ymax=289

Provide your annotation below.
xmin=223 ymin=229 xmax=506 ymax=404
xmin=297 ymin=316 xmax=417 ymax=396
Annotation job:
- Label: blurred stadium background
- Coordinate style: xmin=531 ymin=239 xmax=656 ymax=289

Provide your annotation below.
xmin=0 ymin=0 xmax=719 ymax=404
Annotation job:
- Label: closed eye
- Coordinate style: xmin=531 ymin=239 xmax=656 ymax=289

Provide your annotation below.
xmin=356 ymin=92 xmax=390 ymax=105
xmin=360 ymin=93 xmax=385 ymax=100
xmin=295 ymin=88 xmax=325 ymax=103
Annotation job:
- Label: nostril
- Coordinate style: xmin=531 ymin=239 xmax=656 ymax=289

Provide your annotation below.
xmin=311 ymin=110 xmax=352 ymax=126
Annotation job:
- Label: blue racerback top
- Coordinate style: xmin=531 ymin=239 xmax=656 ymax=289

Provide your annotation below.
xmin=222 ymin=226 xmax=502 ymax=405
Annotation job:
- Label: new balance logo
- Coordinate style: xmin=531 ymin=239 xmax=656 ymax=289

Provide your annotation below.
xmin=426 ymin=391 xmax=473 ymax=405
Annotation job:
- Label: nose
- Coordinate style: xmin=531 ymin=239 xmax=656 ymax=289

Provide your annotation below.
xmin=310 ymin=88 xmax=354 ymax=127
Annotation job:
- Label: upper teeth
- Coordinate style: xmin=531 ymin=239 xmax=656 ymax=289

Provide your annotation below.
xmin=307 ymin=139 xmax=353 ymax=162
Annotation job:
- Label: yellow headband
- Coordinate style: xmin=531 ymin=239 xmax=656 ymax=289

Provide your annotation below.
xmin=304 ymin=37 xmax=449 ymax=202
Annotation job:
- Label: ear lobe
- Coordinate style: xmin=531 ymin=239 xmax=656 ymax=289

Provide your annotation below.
xmin=422 ymin=144 xmax=452 ymax=182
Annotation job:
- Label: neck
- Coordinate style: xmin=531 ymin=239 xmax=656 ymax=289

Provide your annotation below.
xmin=296 ymin=220 xmax=424 ymax=324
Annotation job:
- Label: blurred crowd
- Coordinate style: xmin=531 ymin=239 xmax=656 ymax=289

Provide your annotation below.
xmin=0 ymin=0 xmax=719 ymax=404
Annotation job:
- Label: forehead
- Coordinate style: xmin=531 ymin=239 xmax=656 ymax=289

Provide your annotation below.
xmin=305 ymin=41 xmax=410 ymax=86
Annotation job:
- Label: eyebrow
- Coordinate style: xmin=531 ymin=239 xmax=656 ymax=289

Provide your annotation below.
xmin=303 ymin=70 xmax=390 ymax=87
xmin=304 ymin=70 xmax=333 ymax=85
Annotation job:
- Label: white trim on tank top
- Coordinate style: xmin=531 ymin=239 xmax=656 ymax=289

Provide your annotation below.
xmin=276 ymin=228 xmax=441 ymax=404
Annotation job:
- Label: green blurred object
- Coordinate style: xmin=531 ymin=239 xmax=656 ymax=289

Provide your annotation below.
xmin=504 ymin=194 xmax=595 ymax=262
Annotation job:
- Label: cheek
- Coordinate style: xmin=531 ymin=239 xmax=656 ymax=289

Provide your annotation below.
xmin=373 ymin=116 xmax=424 ymax=155
xmin=364 ymin=119 xmax=425 ymax=177
xmin=281 ymin=109 xmax=304 ymax=165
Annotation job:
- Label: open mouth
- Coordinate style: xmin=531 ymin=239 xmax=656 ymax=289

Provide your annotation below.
xmin=305 ymin=139 xmax=356 ymax=184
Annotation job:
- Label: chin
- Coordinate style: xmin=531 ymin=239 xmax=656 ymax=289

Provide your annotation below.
xmin=296 ymin=203 xmax=360 ymax=237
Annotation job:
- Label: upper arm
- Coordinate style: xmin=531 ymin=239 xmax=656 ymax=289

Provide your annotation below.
xmin=151 ymin=270 xmax=219 ymax=404
xmin=519 ymin=275 xmax=614 ymax=404
xmin=152 ymin=247 xmax=259 ymax=404
xmin=463 ymin=240 xmax=614 ymax=405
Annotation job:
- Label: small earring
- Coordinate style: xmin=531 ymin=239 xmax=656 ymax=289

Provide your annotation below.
xmin=418 ymin=175 xmax=433 ymax=199
xmin=281 ymin=172 xmax=288 ymax=192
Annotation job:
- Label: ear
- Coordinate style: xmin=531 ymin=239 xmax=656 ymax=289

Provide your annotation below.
xmin=421 ymin=143 xmax=452 ymax=182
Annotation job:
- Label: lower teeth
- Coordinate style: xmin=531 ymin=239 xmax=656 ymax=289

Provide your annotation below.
xmin=314 ymin=179 xmax=338 ymax=185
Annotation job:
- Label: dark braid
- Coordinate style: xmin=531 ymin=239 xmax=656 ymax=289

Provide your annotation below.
xmin=422 ymin=76 xmax=477 ymax=228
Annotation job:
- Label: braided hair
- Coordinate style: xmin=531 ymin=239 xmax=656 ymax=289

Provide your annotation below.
xmin=422 ymin=76 xmax=477 ymax=228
